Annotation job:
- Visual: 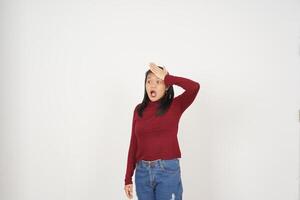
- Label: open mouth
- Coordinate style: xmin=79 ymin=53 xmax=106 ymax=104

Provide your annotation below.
xmin=150 ymin=90 xmax=157 ymax=97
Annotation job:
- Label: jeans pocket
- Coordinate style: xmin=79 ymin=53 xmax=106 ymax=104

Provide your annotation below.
xmin=135 ymin=162 xmax=143 ymax=170
xmin=162 ymin=159 xmax=180 ymax=173
xmin=135 ymin=161 xmax=147 ymax=172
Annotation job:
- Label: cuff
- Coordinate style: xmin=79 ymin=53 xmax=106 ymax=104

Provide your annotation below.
xmin=125 ymin=179 xmax=133 ymax=185
xmin=164 ymin=74 xmax=173 ymax=87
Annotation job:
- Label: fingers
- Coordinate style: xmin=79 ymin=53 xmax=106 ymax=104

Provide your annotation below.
xmin=149 ymin=62 xmax=159 ymax=70
xmin=149 ymin=62 xmax=169 ymax=80
xmin=149 ymin=62 xmax=157 ymax=68
xmin=125 ymin=190 xmax=133 ymax=199
xmin=125 ymin=185 xmax=133 ymax=199
xmin=149 ymin=64 xmax=162 ymax=74
xmin=150 ymin=63 xmax=166 ymax=74
xmin=128 ymin=188 xmax=133 ymax=199
xmin=125 ymin=189 xmax=130 ymax=198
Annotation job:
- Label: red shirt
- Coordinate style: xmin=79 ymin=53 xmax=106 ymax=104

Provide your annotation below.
xmin=124 ymin=74 xmax=200 ymax=185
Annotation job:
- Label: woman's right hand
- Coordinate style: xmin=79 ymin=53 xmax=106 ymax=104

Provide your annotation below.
xmin=124 ymin=184 xmax=134 ymax=199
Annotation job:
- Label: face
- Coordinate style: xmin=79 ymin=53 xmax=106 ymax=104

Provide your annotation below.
xmin=146 ymin=72 xmax=167 ymax=102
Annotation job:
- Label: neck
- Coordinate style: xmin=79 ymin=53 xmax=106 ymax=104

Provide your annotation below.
xmin=148 ymin=99 xmax=160 ymax=106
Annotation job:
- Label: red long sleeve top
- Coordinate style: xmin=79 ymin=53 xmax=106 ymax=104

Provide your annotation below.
xmin=124 ymin=73 xmax=200 ymax=185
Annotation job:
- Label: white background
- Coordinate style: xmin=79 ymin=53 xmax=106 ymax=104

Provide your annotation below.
xmin=1 ymin=0 xmax=300 ymax=199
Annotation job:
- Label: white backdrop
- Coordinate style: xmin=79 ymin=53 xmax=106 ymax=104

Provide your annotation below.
xmin=1 ymin=0 xmax=300 ymax=199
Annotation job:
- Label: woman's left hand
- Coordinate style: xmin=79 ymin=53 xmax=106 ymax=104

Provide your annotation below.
xmin=149 ymin=62 xmax=169 ymax=80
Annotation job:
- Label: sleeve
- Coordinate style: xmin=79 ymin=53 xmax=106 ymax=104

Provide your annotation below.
xmin=124 ymin=105 xmax=138 ymax=185
xmin=164 ymin=73 xmax=200 ymax=113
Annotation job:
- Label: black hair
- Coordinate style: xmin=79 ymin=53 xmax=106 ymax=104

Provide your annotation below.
xmin=136 ymin=66 xmax=174 ymax=118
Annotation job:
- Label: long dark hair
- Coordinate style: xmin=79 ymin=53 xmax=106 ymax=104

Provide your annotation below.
xmin=136 ymin=66 xmax=174 ymax=118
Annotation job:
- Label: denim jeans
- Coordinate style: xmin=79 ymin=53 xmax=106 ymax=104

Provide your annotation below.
xmin=134 ymin=158 xmax=183 ymax=200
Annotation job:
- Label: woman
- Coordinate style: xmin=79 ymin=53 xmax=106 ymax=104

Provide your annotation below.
xmin=124 ymin=62 xmax=200 ymax=200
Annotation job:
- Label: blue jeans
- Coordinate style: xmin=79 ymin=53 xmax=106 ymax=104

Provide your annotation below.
xmin=134 ymin=158 xmax=183 ymax=200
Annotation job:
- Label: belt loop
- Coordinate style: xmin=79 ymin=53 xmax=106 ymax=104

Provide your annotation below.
xmin=159 ymin=159 xmax=164 ymax=169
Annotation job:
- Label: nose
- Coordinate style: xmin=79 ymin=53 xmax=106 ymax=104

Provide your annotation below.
xmin=149 ymin=82 xmax=157 ymax=87
xmin=150 ymin=85 xmax=157 ymax=90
